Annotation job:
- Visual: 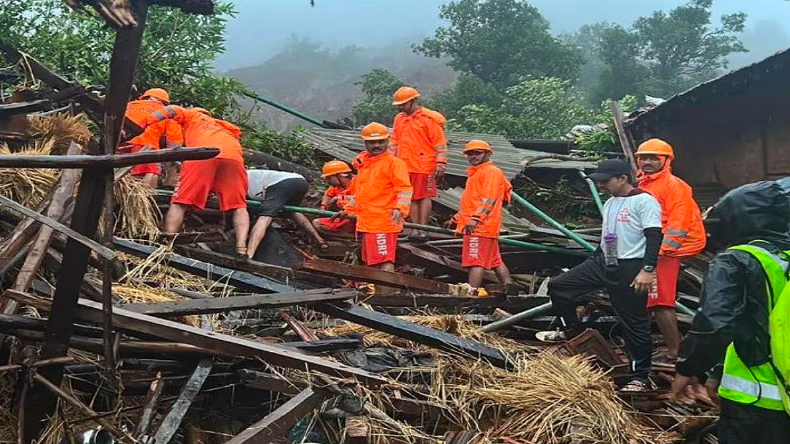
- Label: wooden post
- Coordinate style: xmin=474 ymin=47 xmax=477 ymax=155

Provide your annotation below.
xmin=22 ymin=2 xmax=150 ymax=441
xmin=609 ymin=101 xmax=639 ymax=181
xmin=151 ymin=360 xmax=213 ymax=444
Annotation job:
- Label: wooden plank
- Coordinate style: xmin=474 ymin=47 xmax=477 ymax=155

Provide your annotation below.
xmin=3 ymin=292 xmax=386 ymax=385
xmin=152 ymin=359 xmax=213 ymax=444
xmin=174 ymin=246 xmax=334 ymax=288
xmin=610 ymin=101 xmax=638 ymax=180
xmin=313 ymin=302 xmax=511 ymax=368
xmin=0 ymin=146 xmax=219 ymax=169
xmin=224 ymin=387 xmax=329 ymax=444
xmin=361 ymin=294 xmax=550 ymax=311
xmin=0 ymin=193 xmax=115 ymax=259
xmin=133 ymin=372 xmax=164 ymax=439
xmin=277 ymin=338 xmax=362 ymax=353
xmin=0 ymin=189 xmax=57 ymax=263
xmin=123 ymin=288 xmax=356 ymax=317
xmin=238 ymin=369 xmax=308 ymax=395
xmin=299 ymin=257 xmax=451 ymax=294
xmin=114 ymin=239 xmax=294 ymax=293
xmin=399 ymin=243 xmax=499 ymax=283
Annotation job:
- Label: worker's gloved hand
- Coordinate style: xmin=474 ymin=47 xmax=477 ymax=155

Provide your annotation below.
xmin=630 ymin=269 xmax=654 ymax=294
xmin=435 ymin=163 xmax=447 ymax=178
xmin=463 ymin=219 xmax=479 ymax=235
xmin=442 ymin=219 xmax=456 ymax=230
xmin=390 ymin=209 xmax=404 ymax=225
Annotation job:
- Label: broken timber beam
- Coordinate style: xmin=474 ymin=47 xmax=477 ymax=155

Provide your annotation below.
xmin=174 ymin=246 xmax=332 ymax=288
xmin=123 ymin=288 xmax=357 ymax=317
xmin=114 ymin=239 xmax=294 ymax=293
xmin=0 ymin=146 xmax=219 ymax=169
xmin=4 ymin=291 xmax=387 ymax=385
xmin=313 ymin=302 xmax=511 ymax=368
xmin=0 ymin=193 xmax=115 ymax=259
xmin=299 ymin=257 xmax=451 ymax=294
xmin=361 ymin=294 xmax=550 ymax=311
xmin=225 ymin=387 xmax=330 ymax=444
xmin=151 ymin=359 xmax=213 ymax=444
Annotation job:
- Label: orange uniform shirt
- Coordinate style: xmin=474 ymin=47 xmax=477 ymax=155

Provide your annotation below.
xmin=345 ymin=151 xmax=412 ymax=233
xmin=142 ymin=106 xmax=244 ymax=163
xmin=638 ymin=161 xmax=706 ymax=258
xmin=390 ymin=107 xmax=448 ymax=174
xmin=455 ymin=161 xmax=512 ymax=238
xmin=124 ymin=100 xmax=183 ymax=148
xmin=320 ymin=182 xmax=353 ymax=211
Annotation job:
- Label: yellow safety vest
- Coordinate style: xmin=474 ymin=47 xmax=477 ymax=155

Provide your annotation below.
xmin=718 ymin=243 xmax=788 ymax=411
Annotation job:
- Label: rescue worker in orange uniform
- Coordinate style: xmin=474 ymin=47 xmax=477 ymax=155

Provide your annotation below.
xmin=390 ymin=86 xmax=448 ymax=241
xmin=333 ymin=122 xmax=412 ymax=273
xmin=636 ymin=138 xmax=706 ymax=367
xmin=121 ymin=88 xmax=184 ymax=188
xmin=313 ymin=160 xmax=356 ymax=239
xmin=140 ymin=106 xmax=250 ymax=257
xmin=451 ymin=140 xmax=513 ymax=288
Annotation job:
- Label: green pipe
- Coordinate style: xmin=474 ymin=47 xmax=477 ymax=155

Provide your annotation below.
xmin=241 ymin=91 xmax=326 ymax=127
xmin=281 ymin=205 xmax=589 ymax=257
xmin=509 ymin=192 xmax=596 ymax=252
xmin=578 ymin=170 xmax=604 ymax=217
xmin=676 ymin=301 xmax=696 ymax=317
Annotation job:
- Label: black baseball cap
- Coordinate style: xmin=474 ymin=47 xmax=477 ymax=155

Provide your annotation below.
xmin=587 ymin=159 xmax=631 ymax=181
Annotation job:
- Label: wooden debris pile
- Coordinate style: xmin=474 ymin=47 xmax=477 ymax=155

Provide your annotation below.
xmin=0 ymin=9 xmax=719 ymax=444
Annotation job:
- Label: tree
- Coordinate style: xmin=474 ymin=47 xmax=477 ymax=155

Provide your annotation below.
xmin=351 ymin=68 xmax=404 ymax=126
xmin=0 ymin=0 xmax=246 ymax=117
xmin=594 ymin=0 xmax=746 ymax=99
xmin=634 ymin=0 xmax=746 ymax=95
xmin=452 ymin=77 xmax=595 ymax=139
xmin=414 ymin=0 xmax=582 ymax=89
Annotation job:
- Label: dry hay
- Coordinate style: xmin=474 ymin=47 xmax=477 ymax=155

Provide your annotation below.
xmin=28 ymin=113 xmax=92 ymax=154
xmin=425 ymin=353 xmax=676 ymax=444
xmin=114 ymin=283 xmax=210 ymax=328
xmin=0 ymin=371 xmax=18 ymax=444
xmin=117 ymin=246 xmax=232 ymax=295
xmin=114 ymin=176 xmax=160 ymax=240
xmin=0 ymin=139 xmax=60 ymax=207
xmin=323 ymin=314 xmax=534 ymax=355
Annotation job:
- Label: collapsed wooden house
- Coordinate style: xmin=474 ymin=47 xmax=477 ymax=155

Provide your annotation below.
xmin=0 ymin=2 xmax=725 ymax=444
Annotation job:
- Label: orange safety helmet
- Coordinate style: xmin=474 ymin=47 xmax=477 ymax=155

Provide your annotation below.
xmin=360 ymin=122 xmax=389 ymax=141
xmin=192 ymin=107 xmax=213 ymax=117
xmin=141 ymin=88 xmax=170 ymax=104
xmin=636 ymin=138 xmax=674 ymax=159
xmin=392 ymin=86 xmax=420 ymax=105
xmin=463 ymin=139 xmax=493 ymax=153
xmin=322 ymin=160 xmax=352 ymax=178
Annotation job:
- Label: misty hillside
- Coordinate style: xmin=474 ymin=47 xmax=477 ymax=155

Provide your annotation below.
xmin=228 ymin=39 xmax=457 ymax=131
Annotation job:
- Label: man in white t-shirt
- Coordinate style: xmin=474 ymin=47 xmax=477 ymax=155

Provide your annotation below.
xmin=245 ymin=169 xmax=327 ymax=259
xmin=536 ymin=159 xmax=663 ymax=393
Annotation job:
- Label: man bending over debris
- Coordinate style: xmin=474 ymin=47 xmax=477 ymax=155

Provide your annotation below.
xmin=636 ymin=139 xmax=706 ymax=367
xmin=390 ymin=86 xmax=447 ymax=241
xmin=121 ymin=88 xmax=183 ymax=187
xmin=245 ymin=169 xmax=328 ymax=258
xmin=672 ymin=180 xmax=790 ymax=443
xmin=140 ymin=106 xmax=250 ymax=257
xmin=333 ymin=122 xmax=412 ymax=273
xmin=537 ymin=159 xmax=662 ymax=393
xmin=313 ymin=160 xmax=355 ymax=239
xmin=451 ymin=139 xmax=513 ymax=289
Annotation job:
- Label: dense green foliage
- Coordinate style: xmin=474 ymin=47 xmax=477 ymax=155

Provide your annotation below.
xmin=350 ymin=0 xmax=747 ymax=142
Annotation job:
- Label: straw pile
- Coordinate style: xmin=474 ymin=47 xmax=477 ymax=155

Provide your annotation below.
xmin=0 ymin=139 xmax=60 ymax=207
xmin=28 ymin=113 xmax=92 ymax=154
xmin=0 ymin=371 xmax=18 ymax=444
xmin=114 ymin=176 xmax=160 ymax=240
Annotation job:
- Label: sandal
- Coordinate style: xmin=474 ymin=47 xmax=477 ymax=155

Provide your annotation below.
xmin=234 ymin=247 xmax=249 ymax=261
xmin=651 ymin=354 xmax=678 ymax=368
xmin=620 ymin=378 xmax=654 ymax=393
xmin=535 ymin=330 xmax=568 ymax=343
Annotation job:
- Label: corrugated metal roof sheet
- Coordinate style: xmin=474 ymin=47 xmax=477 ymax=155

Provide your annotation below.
xmin=435 ymin=188 xmax=533 ymax=232
xmin=302 ymin=128 xmax=596 ymax=180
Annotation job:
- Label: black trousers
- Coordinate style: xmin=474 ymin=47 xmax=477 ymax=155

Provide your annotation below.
xmin=719 ymin=399 xmax=790 ymax=444
xmin=547 ymin=254 xmax=651 ymax=378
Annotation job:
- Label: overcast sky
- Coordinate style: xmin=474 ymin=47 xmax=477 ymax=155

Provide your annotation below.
xmin=214 ymin=0 xmax=790 ymax=71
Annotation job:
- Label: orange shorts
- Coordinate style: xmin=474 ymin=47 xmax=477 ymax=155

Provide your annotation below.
xmin=360 ymin=232 xmax=397 ymax=266
xmin=316 ymin=217 xmax=355 ymax=233
xmin=647 ymin=256 xmax=681 ymax=308
xmin=462 ymin=235 xmax=503 ymax=269
xmin=409 ymin=172 xmax=437 ymax=200
xmin=172 ymin=157 xmax=248 ymax=211
xmin=121 ymin=144 xmax=161 ymax=177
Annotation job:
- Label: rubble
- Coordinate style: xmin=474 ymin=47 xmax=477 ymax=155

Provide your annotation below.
xmin=0 ymin=6 xmax=721 ymax=444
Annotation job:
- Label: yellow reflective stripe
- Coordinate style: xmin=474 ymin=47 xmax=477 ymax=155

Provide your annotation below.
xmin=163 ymin=106 xmax=178 ymax=118
xmin=666 ymin=228 xmax=689 ymax=237
xmin=152 ymin=111 xmax=167 ymax=120
xmin=475 ymin=207 xmax=492 ymax=215
xmin=720 ymin=373 xmax=783 ymax=401
xmin=663 ymin=238 xmax=682 ymax=249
